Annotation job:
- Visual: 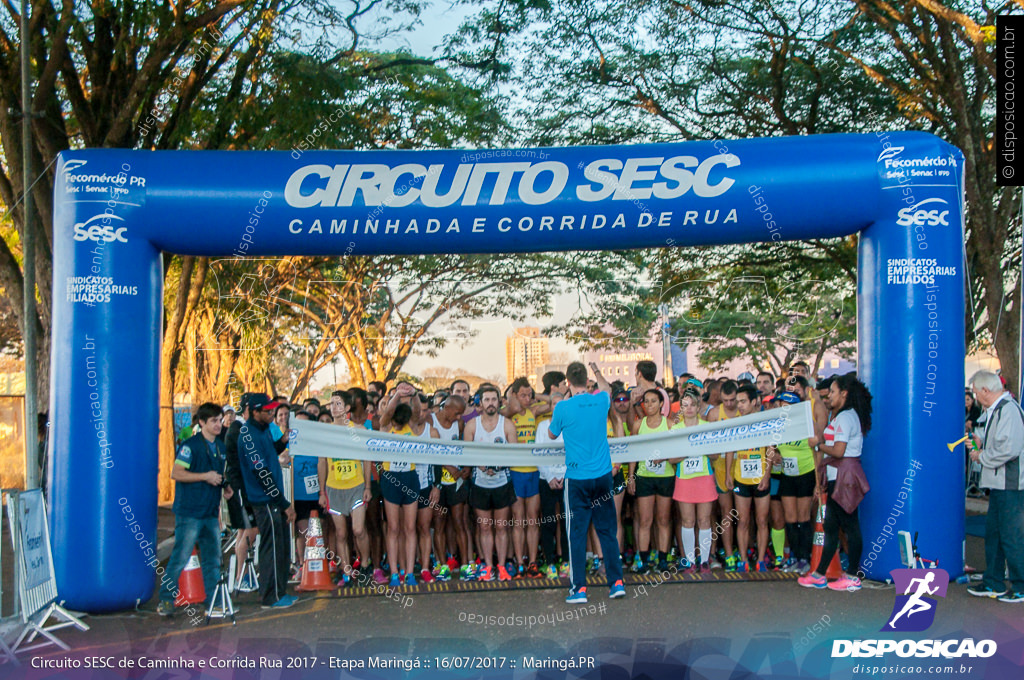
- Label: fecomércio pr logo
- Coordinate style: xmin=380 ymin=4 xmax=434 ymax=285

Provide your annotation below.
xmin=882 ymin=568 xmax=947 ymax=632
xmin=832 ymin=568 xmax=997 ymax=661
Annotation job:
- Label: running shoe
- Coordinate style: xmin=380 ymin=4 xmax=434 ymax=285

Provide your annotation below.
xmin=446 ymin=556 xmax=459 ymax=572
xmin=708 ymin=559 xmax=722 ymax=570
xmin=288 ymin=564 xmax=301 ymax=584
xmin=683 ymin=560 xmax=697 ymax=575
xmin=558 ymin=562 xmax=570 ymax=578
xmin=434 ymin=565 xmax=451 ymax=582
xmin=481 ymin=565 xmax=495 ymax=581
xmin=997 ymin=591 xmax=1024 ymax=603
xmin=828 ymin=575 xmax=861 ymax=591
xmin=420 ymin=569 xmax=434 ymax=583
xmin=780 ymin=557 xmax=799 ymax=573
xmin=609 ymin=580 xmax=626 ymax=599
xmin=389 ymin=573 xmax=401 ymax=587
xmin=585 ymin=558 xmax=594 ymax=574
xmin=795 ymin=559 xmax=811 ymax=576
xmin=526 ymin=563 xmax=543 ymax=578
xmin=405 ymin=573 xmax=418 ymax=586
xmin=756 ymin=560 xmax=770 ymax=572
xmin=798 ymin=572 xmax=828 ymax=589
xmin=545 ymin=564 xmax=559 ymax=579
xmin=566 ymin=586 xmax=588 ymax=604
xmin=735 ymin=560 xmax=749 ymax=573
xmin=352 ymin=556 xmax=361 ymax=571
xmin=513 ymin=564 xmax=524 ymax=580
xmin=261 ymin=595 xmax=298 ymax=609
xmin=590 ymin=558 xmax=603 ymax=575
xmin=724 ymin=555 xmax=738 ymax=572
xmin=700 ymin=562 xmax=712 ymax=575
xmin=631 ymin=557 xmax=645 ymax=573
xmin=657 ymin=558 xmax=669 ymax=573
xmin=460 ymin=564 xmax=477 ymax=581
xmin=236 ymin=573 xmax=258 ymax=593
xmin=968 ymin=584 xmax=1006 ymax=598
xmin=497 ymin=565 xmax=512 ymax=581
xmin=156 ymin=600 xmax=175 ymax=616
xmin=373 ymin=568 xmax=387 ymax=585
xmin=773 ymin=555 xmax=785 ymax=570
xmin=667 ymin=549 xmax=678 ymax=565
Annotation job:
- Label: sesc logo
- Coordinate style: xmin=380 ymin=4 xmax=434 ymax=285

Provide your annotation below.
xmin=896 ymin=198 xmax=949 ymax=228
xmin=73 ymin=214 xmax=128 ymax=244
xmin=883 ymin=568 xmax=948 ymax=632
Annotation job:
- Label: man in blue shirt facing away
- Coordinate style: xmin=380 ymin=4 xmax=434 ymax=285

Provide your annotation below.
xmin=549 ymin=361 xmax=625 ymax=603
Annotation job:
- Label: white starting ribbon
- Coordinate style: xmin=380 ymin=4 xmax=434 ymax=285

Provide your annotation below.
xmin=288 ymin=401 xmax=813 ymax=466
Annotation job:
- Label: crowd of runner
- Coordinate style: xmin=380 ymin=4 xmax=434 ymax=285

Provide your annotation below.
xmin=190 ymin=359 xmax=869 ymax=603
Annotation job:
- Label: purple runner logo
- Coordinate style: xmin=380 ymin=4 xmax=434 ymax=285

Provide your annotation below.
xmin=882 ymin=568 xmax=948 ymax=632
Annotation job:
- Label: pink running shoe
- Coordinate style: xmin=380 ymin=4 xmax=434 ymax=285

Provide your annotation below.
xmin=373 ymin=568 xmax=387 ymax=585
xmin=827 ymin=575 xmax=862 ymax=591
xmin=798 ymin=572 xmax=827 ymax=589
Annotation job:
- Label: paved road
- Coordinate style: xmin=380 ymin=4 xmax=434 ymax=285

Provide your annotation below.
xmin=4 ymin=536 xmax=1022 ymax=679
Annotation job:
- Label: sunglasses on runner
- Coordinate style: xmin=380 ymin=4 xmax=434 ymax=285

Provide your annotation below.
xmin=614 ymin=396 xmax=629 ymax=403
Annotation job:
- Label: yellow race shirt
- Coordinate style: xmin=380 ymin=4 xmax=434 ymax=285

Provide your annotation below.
xmin=511 ymin=409 xmax=537 ymax=473
xmin=382 ymin=424 xmax=416 ymax=472
xmin=733 ymin=446 xmax=768 ymax=485
xmin=325 ymin=422 xmax=364 ymax=489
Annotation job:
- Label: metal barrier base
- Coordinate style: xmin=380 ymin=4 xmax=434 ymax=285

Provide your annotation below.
xmin=11 ymin=602 xmax=89 ymax=656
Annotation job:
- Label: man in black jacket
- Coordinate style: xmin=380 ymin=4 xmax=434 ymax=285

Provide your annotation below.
xmin=224 ymin=394 xmax=259 ymax=591
xmin=239 ymin=393 xmax=297 ymax=608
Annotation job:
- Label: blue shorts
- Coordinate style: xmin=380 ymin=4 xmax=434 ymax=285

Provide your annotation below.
xmin=380 ymin=470 xmax=420 ymax=506
xmin=510 ymin=470 xmax=540 ymax=499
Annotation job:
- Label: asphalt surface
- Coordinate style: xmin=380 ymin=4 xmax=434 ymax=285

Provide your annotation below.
xmin=2 ymin=519 xmax=1022 ymax=679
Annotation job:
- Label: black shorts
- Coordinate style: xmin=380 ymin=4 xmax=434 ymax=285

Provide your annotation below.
xmin=612 ymin=469 xmax=626 ymax=496
xmin=635 ymin=475 xmax=674 ymax=498
xmin=733 ymin=481 xmax=770 ymax=499
xmin=440 ymin=482 xmax=469 ymax=507
xmin=417 ymin=487 xmax=435 ymax=509
xmin=469 ymin=482 xmax=515 ymax=511
xmin=226 ymin=491 xmax=255 ymax=530
xmin=292 ymin=499 xmax=325 ymax=522
xmin=778 ymin=470 xmax=816 ymax=498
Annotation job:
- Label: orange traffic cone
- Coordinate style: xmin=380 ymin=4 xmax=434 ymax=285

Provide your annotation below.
xmin=297 ymin=511 xmax=335 ymax=591
xmin=809 ymin=493 xmax=844 ymax=578
xmin=175 ymin=548 xmax=206 ymax=606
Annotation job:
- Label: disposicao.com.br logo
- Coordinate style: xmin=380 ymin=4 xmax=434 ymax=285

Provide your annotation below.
xmin=832 ymin=568 xmax=997 ymax=660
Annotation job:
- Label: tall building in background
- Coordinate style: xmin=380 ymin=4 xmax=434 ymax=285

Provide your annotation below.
xmin=506 ymin=327 xmax=549 ymax=386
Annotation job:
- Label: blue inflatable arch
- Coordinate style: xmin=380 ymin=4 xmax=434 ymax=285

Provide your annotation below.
xmin=52 ymin=131 xmax=963 ymax=611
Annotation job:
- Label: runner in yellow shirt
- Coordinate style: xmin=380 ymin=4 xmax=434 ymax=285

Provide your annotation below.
xmin=668 ymin=387 xmax=718 ymax=574
xmin=627 ymin=389 xmax=675 ymax=574
xmin=725 ymin=385 xmax=776 ymax=572
xmin=317 ymin=391 xmax=372 ymax=586
xmin=503 ymin=378 xmax=545 ymax=578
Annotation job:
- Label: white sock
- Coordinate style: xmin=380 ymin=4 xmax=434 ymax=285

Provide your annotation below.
xmin=681 ymin=527 xmax=696 ymax=564
xmin=699 ymin=529 xmax=712 ymax=564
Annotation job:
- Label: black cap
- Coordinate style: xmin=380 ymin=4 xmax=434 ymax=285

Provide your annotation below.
xmin=247 ymin=393 xmax=279 ymax=411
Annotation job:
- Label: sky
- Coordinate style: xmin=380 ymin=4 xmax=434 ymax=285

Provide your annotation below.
xmin=310 ymin=2 xmax=584 ymax=386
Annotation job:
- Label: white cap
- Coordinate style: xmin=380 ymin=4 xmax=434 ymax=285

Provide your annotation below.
xmin=222 ymin=404 xmax=236 ymax=413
